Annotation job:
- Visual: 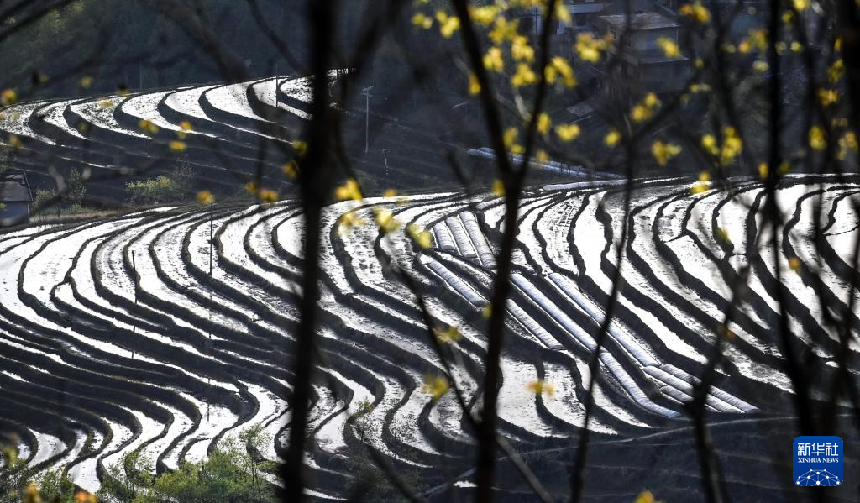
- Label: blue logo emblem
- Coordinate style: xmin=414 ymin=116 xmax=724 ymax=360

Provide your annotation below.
xmin=794 ymin=436 xmax=843 ymax=486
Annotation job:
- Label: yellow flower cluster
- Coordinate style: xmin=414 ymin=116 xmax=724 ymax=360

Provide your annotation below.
xmin=434 ymin=325 xmax=462 ymax=343
xmin=652 ymin=140 xmax=681 ymax=166
xmin=631 ymin=93 xmax=661 ymax=122
xmin=484 ymin=47 xmax=504 ymax=72
xmin=436 ymin=11 xmax=460 ymax=38
xmin=469 ymin=6 xmax=499 ymax=26
xmin=196 ymin=190 xmax=214 ymax=204
xmin=545 ymin=56 xmax=576 ymax=87
xmin=526 ymin=379 xmax=556 ymax=397
xmin=690 ymin=171 xmax=711 ymax=194
xmin=283 ymin=160 xmax=299 ymax=179
xmin=337 ymin=209 xmax=366 ymax=237
xmin=0 ymin=88 xmax=15 ymax=106
xmin=555 ymin=123 xmax=580 ymax=141
xmin=511 ymin=35 xmax=534 ymax=62
xmin=809 ymin=126 xmax=826 ymax=151
xmin=838 ymin=132 xmax=857 ymax=161
xmin=335 ymin=178 xmax=363 ymax=201
xmin=574 ymin=33 xmax=611 ymax=63
xmin=139 ymin=119 xmax=159 ymax=135
xmin=701 ymin=127 xmax=742 ymax=165
xmin=657 ymin=37 xmax=681 ymax=58
xmin=469 ymin=73 xmax=481 ymax=95
xmin=504 ymin=127 xmax=524 ymax=155
xmin=536 ymin=112 xmax=551 ymax=135
xmin=407 ymin=223 xmax=433 ymax=249
xmin=819 ymin=88 xmax=839 ymax=107
xmin=680 ymin=2 xmax=711 ymax=23
xmin=373 ymin=207 xmax=400 ymax=234
xmin=511 ymin=63 xmax=537 ymax=87
xmin=605 ymin=129 xmax=621 ymax=147
xmin=422 ymin=375 xmax=449 ymax=400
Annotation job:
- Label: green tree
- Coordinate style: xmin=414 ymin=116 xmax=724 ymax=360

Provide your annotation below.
xmin=98 ymin=426 xmax=277 ymax=503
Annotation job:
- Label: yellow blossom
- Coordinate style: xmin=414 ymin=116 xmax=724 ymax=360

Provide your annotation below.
xmin=536 ymin=113 xmax=550 ymax=135
xmin=169 ymin=140 xmax=186 ymax=152
xmin=283 ymin=160 xmax=299 ymax=178
xmin=469 ymin=73 xmax=481 ymax=95
xmin=293 ymin=140 xmax=308 ymax=157
xmin=753 ymin=60 xmax=769 ymax=72
xmin=335 ymin=178 xmax=363 ymax=201
xmin=526 ymin=380 xmax=556 ymax=397
xmin=469 ymin=6 xmax=498 ymax=26
xmin=259 ymin=189 xmax=278 ymax=203
xmin=574 ymin=33 xmax=606 ymax=63
xmin=680 ymin=2 xmax=711 ymax=23
xmin=484 ymin=47 xmax=504 ymax=72
xmin=179 ymin=121 xmax=193 ymax=131
xmin=788 ymin=256 xmax=802 ymax=272
xmin=605 ymin=129 xmax=621 ymax=147
xmin=337 ymin=210 xmax=366 ymax=237
xmin=436 ymin=11 xmax=460 ymax=38
xmin=701 ymin=134 xmax=718 ymax=155
xmin=828 ymin=60 xmax=844 ymax=83
xmin=422 ymin=375 xmax=449 ymax=400
xmin=511 ymin=63 xmax=537 ymax=87
xmin=196 ymin=190 xmax=214 ymax=204
xmin=657 ymin=37 xmax=681 ymax=58
xmin=412 ymin=13 xmax=433 ymax=29
xmin=819 ymin=88 xmax=839 ymax=107
xmin=631 ymin=105 xmax=651 ymax=122
xmin=809 ymin=126 xmax=827 ymax=151
xmin=383 ymin=189 xmax=398 ymax=198
xmin=407 ymin=223 xmax=433 ymax=249
xmin=652 ymin=140 xmax=681 ymax=166
xmin=374 ymin=208 xmax=400 ymax=233
xmin=716 ymin=227 xmax=732 ymax=244
xmin=434 ymin=325 xmax=462 ymax=343
xmin=555 ymin=123 xmax=580 ymax=141
xmin=549 ymin=56 xmax=576 ymax=87
xmin=691 ymin=182 xmax=710 ymax=194
xmin=838 ymin=132 xmax=857 ymax=160
xmin=635 ymin=490 xmax=656 ymax=503
xmin=489 ymin=17 xmax=518 ymax=45
xmin=8 ymin=134 xmax=22 ymax=149
xmin=512 ymin=35 xmax=534 ymax=62
xmin=79 ymin=76 xmax=94 ymax=88
xmin=758 ymin=162 xmax=769 ymax=179
xmin=492 ymin=179 xmax=506 ymax=197
xmin=793 ymin=0 xmax=809 ymax=10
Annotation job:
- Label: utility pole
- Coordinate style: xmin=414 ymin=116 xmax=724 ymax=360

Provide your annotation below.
xmin=362 ymin=86 xmax=373 ymax=154
xmin=131 ymin=250 xmax=137 ymax=360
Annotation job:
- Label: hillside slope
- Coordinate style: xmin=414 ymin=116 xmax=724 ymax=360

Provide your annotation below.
xmin=1 ymin=176 xmax=858 ymax=499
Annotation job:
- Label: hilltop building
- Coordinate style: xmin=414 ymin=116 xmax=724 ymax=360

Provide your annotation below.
xmin=0 ymin=170 xmax=33 ymax=221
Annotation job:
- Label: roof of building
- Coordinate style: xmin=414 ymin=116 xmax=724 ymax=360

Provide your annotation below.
xmin=0 ymin=170 xmax=33 ymax=203
xmin=600 ymin=12 xmax=679 ymax=30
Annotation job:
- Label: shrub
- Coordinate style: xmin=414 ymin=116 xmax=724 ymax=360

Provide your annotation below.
xmin=98 ymin=425 xmax=278 ymax=503
xmin=125 ymin=176 xmax=181 ymax=206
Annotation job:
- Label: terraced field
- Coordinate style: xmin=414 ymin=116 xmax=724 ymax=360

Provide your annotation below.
xmin=0 ymin=72 xmax=515 ymax=205
xmin=2 ymin=171 xmax=860 ymax=499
